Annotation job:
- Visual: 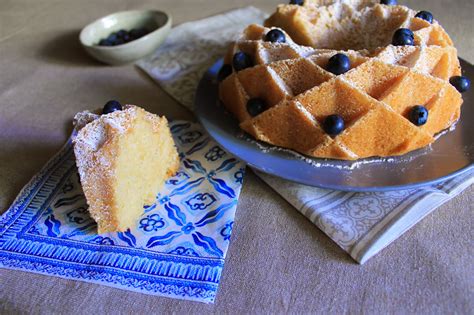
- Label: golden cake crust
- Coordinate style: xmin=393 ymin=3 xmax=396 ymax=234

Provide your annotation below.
xmin=73 ymin=105 xmax=179 ymax=233
xmin=218 ymin=1 xmax=463 ymax=160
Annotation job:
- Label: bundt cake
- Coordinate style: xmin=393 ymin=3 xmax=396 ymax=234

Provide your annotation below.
xmin=73 ymin=102 xmax=179 ymax=233
xmin=218 ymin=1 xmax=471 ymax=160
xmin=264 ymin=0 xmax=454 ymax=50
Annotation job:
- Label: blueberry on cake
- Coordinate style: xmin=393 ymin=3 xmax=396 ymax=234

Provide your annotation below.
xmin=73 ymin=102 xmax=179 ymax=233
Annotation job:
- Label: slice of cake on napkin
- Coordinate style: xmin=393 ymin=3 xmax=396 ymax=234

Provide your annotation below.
xmin=73 ymin=102 xmax=179 ymax=233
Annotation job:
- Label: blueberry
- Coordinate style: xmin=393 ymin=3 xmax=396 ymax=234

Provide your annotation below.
xmin=265 ymin=29 xmax=286 ymax=43
xmin=380 ymin=0 xmax=397 ymax=4
xmin=449 ymin=76 xmax=471 ymax=93
xmin=233 ymin=52 xmax=253 ymax=71
xmin=98 ymin=39 xmax=113 ymax=46
xmin=246 ymin=98 xmax=266 ymax=117
xmin=122 ymin=33 xmax=131 ymax=43
xmin=396 ymin=28 xmax=414 ymax=38
xmin=323 ymin=115 xmax=345 ymax=136
xmin=415 ymin=11 xmax=433 ymax=24
xmin=217 ymin=64 xmax=233 ymax=82
xmin=326 ymin=53 xmax=351 ymax=75
xmin=392 ymin=28 xmax=415 ymax=46
xmin=117 ymin=30 xmax=128 ymax=38
xmin=107 ymin=33 xmax=119 ymax=43
xmin=102 ymin=100 xmax=123 ymax=114
xmin=290 ymin=0 xmax=304 ymax=5
xmin=114 ymin=37 xmax=125 ymax=45
xmin=409 ymin=105 xmax=429 ymax=126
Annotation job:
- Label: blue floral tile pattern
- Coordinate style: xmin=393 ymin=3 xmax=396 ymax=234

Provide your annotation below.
xmin=0 ymin=121 xmax=245 ymax=303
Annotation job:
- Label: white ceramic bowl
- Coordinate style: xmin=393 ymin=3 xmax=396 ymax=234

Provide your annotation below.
xmin=79 ymin=10 xmax=172 ymax=65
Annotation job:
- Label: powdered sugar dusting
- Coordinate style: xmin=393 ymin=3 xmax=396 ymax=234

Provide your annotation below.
xmin=73 ymin=111 xmax=100 ymax=131
xmin=73 ymin=105 xmax=136 ymax=152
xmin=434 ymin=119 xmax=459 ymax=141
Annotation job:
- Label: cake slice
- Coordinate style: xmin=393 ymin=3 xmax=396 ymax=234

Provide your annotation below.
xmin=73 ymin=103 xmax=179 ymax=233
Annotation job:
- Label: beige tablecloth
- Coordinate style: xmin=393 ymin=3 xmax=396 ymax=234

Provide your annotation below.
xmin=1 ymin=0 xmax=473 ymax=313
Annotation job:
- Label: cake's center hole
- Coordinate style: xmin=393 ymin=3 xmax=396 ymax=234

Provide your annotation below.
xmin=305 ymin=4 xmax=411 ymax=51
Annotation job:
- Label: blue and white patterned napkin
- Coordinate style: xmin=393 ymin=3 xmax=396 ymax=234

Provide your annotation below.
xmin=137 ymin=6 xmax=474 ymax=264
xmin=0 ymin=121 xmax=245 ymax=303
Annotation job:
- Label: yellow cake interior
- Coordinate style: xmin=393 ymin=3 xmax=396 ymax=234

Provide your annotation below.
xmin=113 ymin=111 xmax=178 ymax=232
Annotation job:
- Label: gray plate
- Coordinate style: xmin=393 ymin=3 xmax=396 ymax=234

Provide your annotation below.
xmin=195 ymin=59 xmax=474 ymax=192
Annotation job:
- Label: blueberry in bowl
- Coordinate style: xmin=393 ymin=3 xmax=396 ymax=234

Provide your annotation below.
xmin=97 ymin=28 xmax=151 ymax=47
xmin=80 ymin=10 xmax=172 ymax=65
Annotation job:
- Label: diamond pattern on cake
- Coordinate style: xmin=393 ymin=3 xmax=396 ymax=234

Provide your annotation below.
xmin=218 ymin=5 xmax=463 ymax=160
